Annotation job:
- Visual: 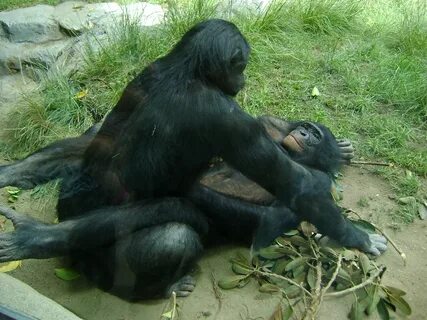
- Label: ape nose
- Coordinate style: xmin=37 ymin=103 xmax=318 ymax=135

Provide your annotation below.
xmin=300 ymin=130 xmax=307 ymax=137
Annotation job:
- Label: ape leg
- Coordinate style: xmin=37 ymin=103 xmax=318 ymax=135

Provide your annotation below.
xmin=0 ymin=124 xmax=100 ymax=189
xmin=77 ymin=222 xmax=203 ymax=300
xmin=0 ymin=199 xmax=208 ymax=262
xmin=189 ymin=184 xmax=300 ymax=249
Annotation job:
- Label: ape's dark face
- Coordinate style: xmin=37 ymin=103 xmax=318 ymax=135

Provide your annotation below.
xmin=216 ymin=48 xmax=249 ymax=96
xmin=259 ymin=116 xmax=341 ymax=174
xmin=176 ymin=19 xmax=250 ymax=96
xmin=282 ymin=122 xmax=323 ymax=153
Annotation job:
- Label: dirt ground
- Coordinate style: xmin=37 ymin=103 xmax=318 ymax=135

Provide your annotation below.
xmin=1 ymin=165 xmax=426 ymax=320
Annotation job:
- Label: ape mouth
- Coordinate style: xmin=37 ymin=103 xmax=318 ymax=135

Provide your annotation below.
xmin=282 ymin=135 xmax=303 ymax=153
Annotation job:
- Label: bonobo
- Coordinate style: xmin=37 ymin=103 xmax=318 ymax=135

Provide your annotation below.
xmin=0 ymin=19 xmax=386 ymax=300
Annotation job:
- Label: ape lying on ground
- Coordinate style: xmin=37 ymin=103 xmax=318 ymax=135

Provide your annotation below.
xmin=0 ymin=19 xmax=386 ymax=300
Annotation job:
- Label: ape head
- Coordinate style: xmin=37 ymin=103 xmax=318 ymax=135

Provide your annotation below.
xmin=259 ymin=116 xmax=342 ymax=174
xmin=171 ymin=19 xmax=250 ymax=96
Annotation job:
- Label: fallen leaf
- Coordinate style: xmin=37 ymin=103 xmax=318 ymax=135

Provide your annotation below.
xmin=311 ymin=86 xmax=320 ymax=97
xmin=54 ymin=267 xmax=80 ymax=281
xmin=0 ymin=260 xmax=22 ymax=272
xmin=75 ymin=89 xmax=88 ymax=99
xmin=218 ymin=275 xmax=247 ymax=289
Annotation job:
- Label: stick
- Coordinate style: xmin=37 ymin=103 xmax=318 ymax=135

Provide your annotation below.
xmin=344 ymin=208 xmax=407 ymax=265
xmin=350 ymin=160 xmax=392 ymax=167
xmin=322 ymin=254 xmax=342 ymax=293
xmin=325 ymin=265 xmax=386 ymax=298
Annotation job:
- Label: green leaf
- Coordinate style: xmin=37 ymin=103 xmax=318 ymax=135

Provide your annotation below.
xmin=288 ymin=235 xmax=309 ymax=248
xmin=259 ymin=283 xmax=280 ymax=293
xmin=54 ymin=268 xmax=80 ymax=281
xmin=367 ymin=285 xmax=381 ymax=315
xmin=307 ymin=267 xmax=316 ymax=290
xmin=342 ymin=249 xmax=357 ymax=261
xmin=311 ymin=86 xmax=320 ymax=97
xmin=384 ymin=286 xmax=406 ymax=297
xmin=319 ymin=247 xmax=338 ymax=258
xmin=232 ymin=261 xmax=253 ymax=275
xmin=283 ymin=230 xmax=299 ymax=236
xmin=283 ymin=304 xmax=293 ymax=320
xmin=272 ymin=259 xmax=290 ymax=275
xmin=377 ymin=299 xmax=390 ymax=320
xmin=285 ymin=257 xmax=309 ymax=272
xmin=218 ymin=275 xmax=247 ymax=290
xmin=352 ymin=219 xmax=376 ymax=232
xmin=6 ymin=187 xmax=21 ymax=195
xmin=337 ymin=268 xmax=352 ymax=282
xmin=283 ymin=285 xmax=301 ymax=299
xmin=387 ymin=293 xmax=412 ymax=315
xmin=259 ymin=246 xmax=286 ymax=259
xmin=349 ymin=301 xmax=363 ymax=320
xmin=358 ymin=252 xmax=372 ymax=275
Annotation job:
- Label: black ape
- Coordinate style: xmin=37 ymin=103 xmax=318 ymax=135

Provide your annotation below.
xmin=0 ymin=19 xmax=385 ymax=300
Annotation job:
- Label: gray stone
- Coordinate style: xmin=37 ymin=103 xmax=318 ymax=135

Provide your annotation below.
xmin=0 ymin=5 xmax=64 ymax=43
xmin=50 ymin=31 xmax=109 ymax=76
xmin=84 ymin=2 xmax=164 ymax=30
xmin=0 ymin=273 xmax=81 ymax=320
xmin=221 ymin=0 xmax=274 ymax=15
xmin=54 ymin=1 xmax=94 ymax=36
xmin=123 ymin=2 xmax=165 ymax=27
xmin=0 ymin=39 xmax=71 ymax=76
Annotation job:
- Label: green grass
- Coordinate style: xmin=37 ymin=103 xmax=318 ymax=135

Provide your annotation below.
xmin=3 ymin=0 xmax=426 ymax=222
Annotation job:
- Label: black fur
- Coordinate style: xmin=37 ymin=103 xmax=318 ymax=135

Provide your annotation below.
xmin=0 ymin=19 xmax=386 ymax=300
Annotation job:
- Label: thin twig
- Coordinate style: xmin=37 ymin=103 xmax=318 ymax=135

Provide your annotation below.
xmin=323 ymin=254 xmax=342 ymax=293
xmin=255 ymin=270 xmax=312 ymax=297
xmin=350 ymin=160 xmax=392 ymax=167
xmin=325 ymin=265 xmax=386 ymax=298
xmin=344 ymin=207 xmax=407 ymax=265
xmin=303 ymin=262 xmax=324 ymax=320
xmin=210 ymin=271 xmax=223 ymax=320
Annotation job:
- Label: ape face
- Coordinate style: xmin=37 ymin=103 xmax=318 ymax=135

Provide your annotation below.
xmin=217 ymin=51 xmax=248 ymax=96
xmin=176 ymin=19 xmax=250 ymax=96
xmin=282 ymin=122 xmax=323 ymax=153
xmin=258 ymin=116 xmax=342 ymax=174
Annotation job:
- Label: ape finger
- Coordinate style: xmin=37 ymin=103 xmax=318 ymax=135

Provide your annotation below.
xmin=367 ymin=233 xmax=387 ymax=256
xmin=337 ymin=139 xmax=351 ymax=146
xmin=0 ymin=204 xmax=39 ymax=229
xmin=339 ymin=146 xmax=354 ymax=153
xmin=0 ymin=204 xmax=21 ymax=226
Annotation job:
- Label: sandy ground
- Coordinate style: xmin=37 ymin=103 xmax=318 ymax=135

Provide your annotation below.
xmin=0 ymin=165 xmax=426 ymax=320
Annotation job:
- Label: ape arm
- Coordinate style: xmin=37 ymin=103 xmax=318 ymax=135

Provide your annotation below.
xmin=0 ymin=199 xmax=207 ymax=262
xmin=207 ymin=101 xmax=385 ymax=255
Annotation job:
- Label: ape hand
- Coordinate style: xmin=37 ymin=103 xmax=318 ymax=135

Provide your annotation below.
xmin=364 ymin=233 xmax=387 ymax=256
xmin=337 ymin=139 xmax=354 ymax=164
xmin=0 ymin=204 xmax=50 ymax=262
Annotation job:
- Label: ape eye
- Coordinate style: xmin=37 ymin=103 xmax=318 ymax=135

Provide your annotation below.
xmin=302 ymin=123 xmax=322 ymax=141
xmin=311 ymin=129 xmax=321 ymax=140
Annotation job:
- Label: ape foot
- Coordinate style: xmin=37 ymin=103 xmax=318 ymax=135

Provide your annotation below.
xmin=365 ymin=233 xmax=387 ymax=256
xmin=0 ymin=204 xmax=49 ymax=262
xmin=166 ymin=275 xmax=196 ymax=297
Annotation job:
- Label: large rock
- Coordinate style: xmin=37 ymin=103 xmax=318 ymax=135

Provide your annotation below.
xmin=54 ymin=1 xmax=95 ymax=36
xmin=53 ymin=1 xmax=164 ymax=36
xmin=0 ymin=5 xmax=64 ymax=43
xmin=0 ymin=39 xmax=71 ymax=76
xmin=122 ymin=2 xmax=165 ymax=27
